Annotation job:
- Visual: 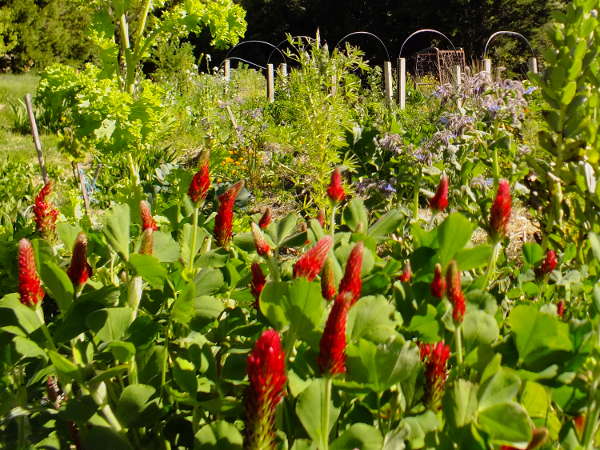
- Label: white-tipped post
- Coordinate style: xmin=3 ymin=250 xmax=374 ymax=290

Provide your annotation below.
xmin=483 ymin=58 xmax=492 ymax=82
xmin=267 ymin=63 xmax=275 ymax=102
xmin=528 ymin=57 xmax=538 ymax=74
xmin=398 ymin=58 xmax=406 ymax=109
xmin=384 ymin=61 xmax=393 ymax=104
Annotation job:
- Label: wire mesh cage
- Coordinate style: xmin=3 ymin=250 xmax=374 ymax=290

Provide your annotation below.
xmin=414 ymin=47 xmax=466 ymax=84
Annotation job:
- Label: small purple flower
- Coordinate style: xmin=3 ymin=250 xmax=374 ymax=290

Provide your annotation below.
xmin=524 ymin=86 xmax=537 ymax=95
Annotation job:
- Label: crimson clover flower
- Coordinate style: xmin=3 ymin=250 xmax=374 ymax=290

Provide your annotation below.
xmin=251 ymin=222 xmax=271 ymax=257
xmin=537 ymin=249 xmax=557 ymax=277
xmin=430 ymin=263 xmax=446 ymax=298
xmin=318 ymin=292 xmax=352 ymax=376
xmin=245 ymin=329 xmax=286 ymax=450
xmin=338 ymin=242 xmax=364 ymax=305
xmin=18 ymin=239 xmax=45 ymax=307
xmin=446 ymin=260 xmax=465 ymax=324
xmin=33 ymin=181 xmax=59 ymax=238
xmin=430 ymin=174 xmax=449 ymax=212
xmin=214 ymin=181 xmax=244 ymax=248
xmin=420 ymin=341 xmax=451 ymax=409
xmin=250 ymin=263 xmax=266 ymax=309
xmin=489 ymin=179 xmax=512 ymax=241
xmin=188 ymin=162 xmax=210 ymax=204
xmin=258 ymin=207 xmax=272 ymax=229
xmin=67 ymin=232 xmax=92 ymax=291
xmin=140 ymin=200 xmax=158 ymax=231
xmin=327 ymin=167 xmax=346 ymax=204
xmin=293 ymin=236 xmax=333 ymax=281
xmin=317 ymin=208 xmax=326 ymax=228
xmin=398 ymin=260 xmax=412 ymax=283
xmin=320 ymin=257 xmax=336 ymax=301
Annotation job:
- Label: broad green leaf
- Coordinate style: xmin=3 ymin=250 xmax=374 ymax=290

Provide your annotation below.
xmin=195 ymin=420 xmax=243 ymax=449
xmin=407 ymin=304 xmax=440 ymax=342
xmin=331 ymin=424 xmax=383 ymax=450
xmin=40 ymin=262 xmax=74 ymax=312
xmin=86 ymin=307 xmax=133 ymax=343
xmin=454 ymin=245 xmax=492 ymax=270
xmin=437 ymin=213 xmax=474 ymax=266
xmin=48 ymin=350 xmax=81 ymax=383
xmin=194 ymin=295 xmax=225 ymax=320
xmin=152 ymin=231 xmax=180 ymax=262
xmin=343 ymin=198 xmax=369 ymax=233
xmin=274 ymin=213 xmax=298 ymax=245
xmin=60 ymin=395 xmax=97 ymax=421
xmin=259 ymin=281 xmax=289 ymax=331
xmin=462 ymin=310 xmax=499 ymax=351
xmin=398 ymin=411 xmax=440 ymax=449
xmin=508 ymin=305 xmax=573 ymax=368
xmin=56 ymin=223 xmax=82 ymax=251
xmin=195 ymin=268 xmax=224 ymax=294
xmin=478 ymin=368 xmax=521 ymax=411
xmin=589 ymin=232 xmax=600 ymax=261
xmin=347 ymin=295 xmax=398 ymax=343
xmin=522 ymin=242 xmax=544 ymax=266
xmin=173 ymin=357 xmax=197 ymax=394
xmin=102 ymin=203 xmax=130 ymax=260
xmin=368 ymin=209 xmax=403 ymax=239
xmin=108 ymin=341 xmax=135 ymax=362
xmin=129 ymin=254 xmax=166 ymax=289
xmin=477 ymin=402 xmax=532 ymax=447
xmin=346 ymin=338 xmax=420 ymax=392
xmin=115 ymin=384 xmax=156 ymax=427
xmin=296 ymin=378 xmax=340 ymax=444
xmin=447 ymin=379 xmax=478 ymax=427
xmin=0 ymin=294 xmax=43 ymax=335
xmin=80 ymin=425 xmax=133 ymax=450
xmin=521 ymin=381 xmax=550 ymax=418
xmin=13 ymin=336 xmax=46 ymax=360
xmin=172 ymin=282 xmax=196 ymax=325
xmin=561 ymin=81 xmax=576 ymax=105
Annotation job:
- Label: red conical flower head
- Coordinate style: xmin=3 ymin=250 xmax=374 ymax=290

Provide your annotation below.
xmin=430 ymin=263 xmax=446 ymax=298
xmin=338 ymin=242 xmax=364 ymax=305
xmin=250 ymin=263 xmax=266 ymax=309
xmin=398 ymin=260 xmax=412 ymax=283
xmin=321 ymin=257 xmax=336 ymax=301
xmin=33 ymin=181 xmax=59 ymax=238
xmin=18 ymin=239 xmax=44 ymax=307
xmin=251 ymin=222 xmax=271 ymax=257
xmin=539 ymin=249 xmax=558 ymax=275
xmin=258 ymin=207 xmax=272 ymax=229
xmin=489 ymin=179 xmax=512 ymax=241
xmin=446 ymin=261 xmax=465 ymax=324
xmin=140 ymin=200 xmax=158 ymax=231
xmin=67 ymin=232 xmax=92 ymax=290
xmin=188 ymin=162 xmax=211 ymax=204
xmin=317 ymin=208 xmax=327 ymax=228
xmin=430 ymin=175 xmax=449 ymax=212
xmin=318 ymin=292 xmax=352 ymax=375
xmin=420 ymin=341 xmax=451 ymax=409
xmin=327 ymin=167 xmax=346 ymax=204
xmin=214 ymin=181 xmax=244 ymax=248
xmin=293 ymin=236 xmax=333 ymax=282
xmin=139 ymin=229 xmax=154 ymax=255
xmin=557 ymin=301 xmax=565 ymax=318
xmin=245 ymin=329 xmax=286 ymax=450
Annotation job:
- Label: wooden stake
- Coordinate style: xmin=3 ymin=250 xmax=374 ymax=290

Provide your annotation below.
xmin=398 ymin=58 xmax=406 ymax=109
xmin=454 ymin=65 xmax=462 ymax=108
xmin=224 ymin=59 xmax=231 ymax=81
xmin=483 ymin=58 xmax=492 ymax=81
xmin=279 ymin=63 xmax=288 ymax=78
xmin=267 ymin=63 xmax=275 ymax=102
xmin=528 ymin=57 xmax=538 ymax=74
xmin=383 ymin=61 xmax=393 ymax=104
xmin=73 ymin=162 xmax=91 ymax=221
xmin=24 ymin=94 xmax=48 ymax=184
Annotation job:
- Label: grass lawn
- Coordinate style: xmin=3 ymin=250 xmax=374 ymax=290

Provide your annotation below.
xmin=0 ymin=73 xmax=62 ymax=166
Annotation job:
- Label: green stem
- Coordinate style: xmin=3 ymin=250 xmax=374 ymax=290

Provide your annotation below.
xmin=267 ymin=254 xmax=281 ymax=283
xmin=483 ymin=241 xmax=502 ymax=289
xmin=321 ymin=377 xmax=332 ymax=450
xmin=413 ymin=173 xmax=421 ymax=220
xmin=330 ymin=204 xmax=337 ymax=238
xmin=188 ymin=206 xmax=199 ymax=276
xmin=582 ymin=390 xmax=600 ymax=449
xmin=160 ymin=320 xmax=171 ymax=401
xmin=36 ymin=306 xmax=57 ymax=351
xmin=455 ymin=324 xmax=464 ymax=365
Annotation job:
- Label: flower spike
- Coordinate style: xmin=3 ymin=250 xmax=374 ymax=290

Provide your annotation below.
xmin=327 ymin=167 xmax=346 ymax=204
xmin=430 ymin=263 xmax=446 ymax=298
xmin=430 ymin=175 xmax=449 ymax=212
xmin=489 ymin=179 xmax=512 ymax=241
xmin=140 ymin=200 xmax=158 ymax=231
xmin=18 ymin=239 xmax=45 ymax=307
xmin=214 ymin=181 xmax=244 ymax=248
xmin=338 ymin=242 xmax=364 ymax=305
xmin=293 ymin=236 xmax=333 ymax=282
xmin=33 ymin=181 xmax=59 ymax=238
xmin=67 ymin=232 xmax=92 ymax=290
xmin=318 ymin=292 xmax=352 ymax=375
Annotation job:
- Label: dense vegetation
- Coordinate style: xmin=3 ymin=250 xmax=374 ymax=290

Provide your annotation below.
xmin=1 ymin=0 xmax=600 ymax=449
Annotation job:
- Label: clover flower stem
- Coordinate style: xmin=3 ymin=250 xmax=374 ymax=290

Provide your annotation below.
xmin=160 ymin=319 xmax=171 ymax=401
xmin=188 ymin=206 xmax=200 ymax=275
xmin=320 ymin=376 xmax=332 ymax=450
xmin=493 ymin=147 xmax=500 ymax=182
xmin=455 ymin=324 xmax=464 ymax=366
xmin=283 ymin=329 xmax=296 ymax=359
xmin=36 ymin=305 xmax=56 ymax=351
xmin=582 ymin=381 xmax=600 ymax=449
xmin=330 ymin=205 xmax=337 ymax=238
xmin=483 ymin=241 xmax=502 ymax=289
xmin=267 ymin=254 xmax=281 ymax=282
xmin=413 ymin=174 xmax=421 ymax=220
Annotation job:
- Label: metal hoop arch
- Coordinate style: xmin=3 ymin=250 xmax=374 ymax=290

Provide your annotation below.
xmin=334 ymin=31 xmax=391 ymax=61
xmin=222 ymin=40 xmax=287 ymax=68
xmin=483 ymin=31 xmax=535 ymax=59
xmin=398 ymin=29 xmax=456 ymax=59
xmin=220 ymin=56 xmax=266 ymax=71
xmin=266 ymin=35 xmax=317 ymax=65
